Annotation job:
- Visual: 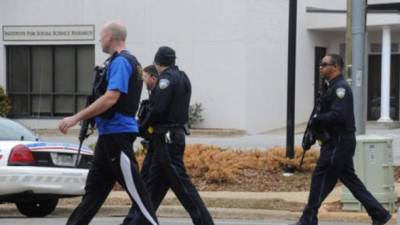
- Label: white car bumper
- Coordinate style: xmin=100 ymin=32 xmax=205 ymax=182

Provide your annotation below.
xmin=0 ymin=166 xmax=88 ymax=196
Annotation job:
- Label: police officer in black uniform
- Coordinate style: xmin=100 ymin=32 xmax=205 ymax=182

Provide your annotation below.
xmin=129 ymin=46 xmax=215 ymax=225
xmin=138 ymin=65 xmax=159 ymax=182
xmin=293 ymin=54 xmax=391 ymax=225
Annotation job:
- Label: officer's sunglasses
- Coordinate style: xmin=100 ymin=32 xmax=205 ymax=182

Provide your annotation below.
xmin=319 ymin=62 xmax=335 ymax=67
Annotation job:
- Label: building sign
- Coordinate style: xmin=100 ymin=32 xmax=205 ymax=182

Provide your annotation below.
xmin=3 ymin=25 xmax=95 ymax=41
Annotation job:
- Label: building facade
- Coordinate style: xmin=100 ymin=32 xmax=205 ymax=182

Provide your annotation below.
xmin=0 ymin=0 xmax=399 ymax=133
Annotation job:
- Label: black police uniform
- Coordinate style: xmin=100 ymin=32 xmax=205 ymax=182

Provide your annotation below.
xmin=128 ymin=64 xmax=214 ymax=225
xmin=137 ymin=98 xmax=155 ymax=184
xmin=297 ymin=75 xmax=391 ymax=225
xmin=66 ymin=51 xmax=158 ymax=225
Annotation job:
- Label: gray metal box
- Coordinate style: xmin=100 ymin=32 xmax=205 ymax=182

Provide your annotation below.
xmin=341 ymin=135 xmax=396 ymax=212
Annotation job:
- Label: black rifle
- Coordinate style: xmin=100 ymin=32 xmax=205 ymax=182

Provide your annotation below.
xmin=300 ymin=115 xmax=317 ymax=170
xmin=74 ymin=62 xmax=111 ymax=168
xmin=75 ymin=96 xmax=95 ymax=168
xmin=75 ymin=53 xmax=118 ymax=167
xmin=300 ymin=85 xmax=325 ymax=170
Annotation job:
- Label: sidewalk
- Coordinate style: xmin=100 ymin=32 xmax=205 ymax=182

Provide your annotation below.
xmin=0 ymin=187 xmax=395 ymax=223
xmin=38 ymin=184 xmax=395 ymax=223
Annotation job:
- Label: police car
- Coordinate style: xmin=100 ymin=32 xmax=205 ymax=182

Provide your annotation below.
xmin=0 ymin=117 xmax=93 ymax=217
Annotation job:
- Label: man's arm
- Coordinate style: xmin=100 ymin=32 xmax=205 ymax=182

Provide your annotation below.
xmin=58 ymin=90 xmax=120 ymax=134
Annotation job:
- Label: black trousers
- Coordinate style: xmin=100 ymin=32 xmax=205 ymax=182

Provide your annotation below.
xmin=124 ymin=129 xmax=214 ymax=225
xmin=299 ymin=133 xmax=389 ymax=225
xmin=65 ymin=133 xmax=158 ymax=225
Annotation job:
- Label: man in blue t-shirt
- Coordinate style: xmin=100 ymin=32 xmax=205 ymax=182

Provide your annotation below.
xmin=58 ymin=21 xmax=158 ymax=225
xmin=94 ymin=54 xmax=138 ymax=135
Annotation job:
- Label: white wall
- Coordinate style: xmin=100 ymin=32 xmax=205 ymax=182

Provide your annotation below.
xmin=190 ymin=0 xmax=247 ymax=130
xmin=0 ymin=0 xmax=249 ymax=130
xmin=296 ymin=1 xmax=327 ymax=128
xmin=304 ymin=0 xmax=347 ymax=31
xmin=2 ymin=0 xmax=397 ymax=132
xmin=244 ymin=0 xmax=289 ymax=133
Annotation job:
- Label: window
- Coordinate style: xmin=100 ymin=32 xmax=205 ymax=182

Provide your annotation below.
xmin=370 ymin=43 xmax=399 ymax=53
xmin=6 ymin=45 xmax=94 ymax=117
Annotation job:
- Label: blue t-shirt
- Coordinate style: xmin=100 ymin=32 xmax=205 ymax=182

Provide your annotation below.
xmin=95 ymin=54 xmax=139 ymax=135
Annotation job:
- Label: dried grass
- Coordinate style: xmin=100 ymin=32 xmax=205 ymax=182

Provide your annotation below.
xmin=181 ymin=145 xmax=319 ymax=184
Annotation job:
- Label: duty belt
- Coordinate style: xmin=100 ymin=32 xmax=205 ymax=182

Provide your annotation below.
xmin=148 ymin=124 xmax=190 ymax=135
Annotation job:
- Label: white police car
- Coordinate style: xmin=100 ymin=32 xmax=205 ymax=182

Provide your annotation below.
xmin=0 ymin=117 xmax=93 ymax=217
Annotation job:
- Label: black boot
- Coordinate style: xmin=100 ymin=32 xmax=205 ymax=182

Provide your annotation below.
xmin=372 ymin=213 xmax=392 ymax=225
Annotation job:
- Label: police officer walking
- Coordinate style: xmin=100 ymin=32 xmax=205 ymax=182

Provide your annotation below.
xmin=138 ymin=65 xmax=159 ymax=182
xmin=293 ymin=54 xmax=391 ymax=225
xmin=129 ymin=46 xmax=215 ymax=225
xmin=58 ymin=21 xmax=158 ymax=225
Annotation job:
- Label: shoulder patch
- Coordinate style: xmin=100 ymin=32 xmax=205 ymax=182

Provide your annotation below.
xmin=159 ymin=79 xmax=170 ymax=90
xmin=336 ymin=88 xmax=346 ymax=99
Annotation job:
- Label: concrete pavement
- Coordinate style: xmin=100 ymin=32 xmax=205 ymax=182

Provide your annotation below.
xmin=0 ymin=185 xmax=396 ymax=223
xmin=0 ymin=217 xmax=376 ymax=225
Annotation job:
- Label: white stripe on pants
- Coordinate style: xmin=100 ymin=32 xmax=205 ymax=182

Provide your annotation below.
xmin=120 ymin=152 xmax=158 ymax=225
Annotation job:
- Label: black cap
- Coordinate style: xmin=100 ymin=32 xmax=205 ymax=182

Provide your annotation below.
xmin=154 ymin=46 xmax=176 ymax=67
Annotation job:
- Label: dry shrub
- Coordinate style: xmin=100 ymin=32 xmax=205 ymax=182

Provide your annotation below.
xmin=267 ymin=146 xmax=320 ymax=172
xmin=0 ymin=87 xmax=11 ymax=117
xmin=184 ymin=145 xmax=239 ymax=183
xmin=126 ymin=144 xmax=319 ymax=191
xmin=182 ymin=144 xmax=320 ymax=184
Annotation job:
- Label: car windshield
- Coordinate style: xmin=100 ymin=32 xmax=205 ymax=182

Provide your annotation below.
xmin=0 ymin=118 xmax=37 ymax=141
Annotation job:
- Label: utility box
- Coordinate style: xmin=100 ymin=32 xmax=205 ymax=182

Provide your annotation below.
xmin=341 ymin=135 xmax=396 ymax=212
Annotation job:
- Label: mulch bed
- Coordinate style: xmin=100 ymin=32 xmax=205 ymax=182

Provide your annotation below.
xmin=114 ymin=145 xmax=400 ymax=193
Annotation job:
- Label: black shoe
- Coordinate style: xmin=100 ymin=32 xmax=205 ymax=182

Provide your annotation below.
xmin=372 ymin=213 xmax=392 ymax=225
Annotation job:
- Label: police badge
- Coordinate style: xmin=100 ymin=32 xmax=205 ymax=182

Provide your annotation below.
xmin=336 ymin=88 xmax=346 ymax=99
xmin=159 ymin=79 xmax=170 ymax=89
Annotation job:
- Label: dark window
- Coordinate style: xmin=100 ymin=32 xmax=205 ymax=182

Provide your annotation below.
xmin=370 ymin=43 xmax=399 ymax=53
xmin=6 ymin=45 xmax=94 ymax=118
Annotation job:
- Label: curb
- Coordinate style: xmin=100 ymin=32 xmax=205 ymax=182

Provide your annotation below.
xmin=189 ymin=129 xmax=246 ymax=137
xmin=68 ymin=205 xmax=398 ymax=224
xmin=1 ymin=204 xmax=395 ymax=223
xmin=95 ymin=205 xmax=397 ymax=224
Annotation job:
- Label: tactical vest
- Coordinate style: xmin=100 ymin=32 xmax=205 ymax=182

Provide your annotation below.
xmin=93 ymin=50 xmax=143 ymax=119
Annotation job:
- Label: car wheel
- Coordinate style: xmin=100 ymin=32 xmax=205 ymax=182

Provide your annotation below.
xmin=15 ymin=198 xmax=59 ymax=217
